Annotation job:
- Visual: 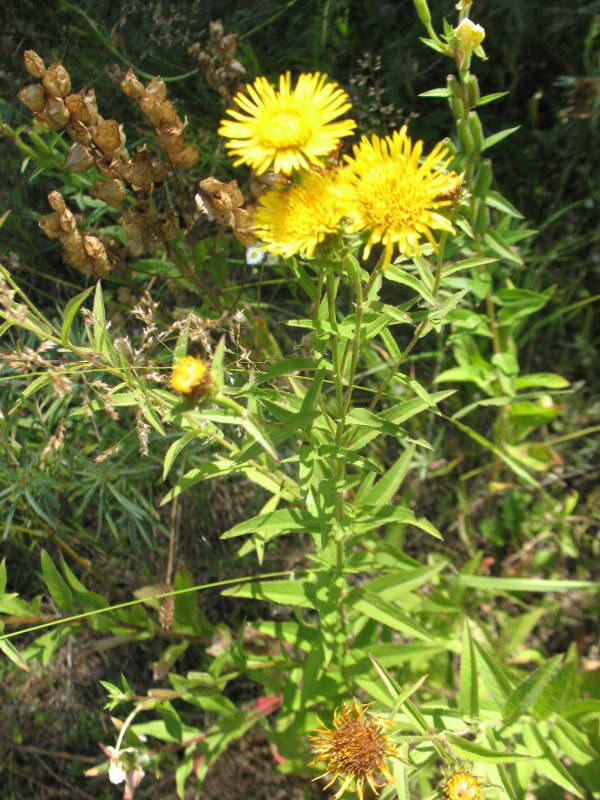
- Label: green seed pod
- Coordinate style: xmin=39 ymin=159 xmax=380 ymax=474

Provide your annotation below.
xmin=474 ymin=197 xmax=490 ymax=234
xmin=473 ymin=159 xmax=493 ymax=198
xmin=447 ymin=75 xmax=465 ymax=120
xmin=457 ymin=116 xmax=475 ymax=153
xmin=468 ymin=111 xmax=485 ymax=153
xmin=464 ymin=74 xmax=480 ymax=107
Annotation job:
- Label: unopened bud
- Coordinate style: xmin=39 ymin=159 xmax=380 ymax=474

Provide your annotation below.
xmin=413 ymin=0 xmax=432 ymax=30
xmin=464 ymin=74 xmax=480 ymax=107
xmin=120 ymin=68 xmax=145 ymax=99
xmin=447 ymin=74 xmax=465 ymax=119
xmin=168 ymin=144 xmax=199 ymax=168
xmin=144 ymin=77 xmax=167 ymax=103
xmin=474 ymin=198 xmax=490 ymax=234
xmin=17 ymin=84 xmax=46 ymax=112
xmin=65 ymin=142 xmax=94 ymax=172
xmin=24 ymin=50 xmax=46 ymax=78
xmin=42 ymin=62 xmax=71 ymax=98
xmin=457 ymin=116 xmax=475 ymax=153
xmin=90 ymin=179 xmax=126 ymax=206
xmin=454 ymin=18 xmax=485 ymax=52
xmin=93 ymin=119 xmax=125 ymax=154
xmin=38 ymin=212 xmax=62 ymax=238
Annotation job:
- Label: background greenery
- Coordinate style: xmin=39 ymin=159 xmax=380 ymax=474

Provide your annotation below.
xmin=0 ymin=0 xmax=599 ymax=798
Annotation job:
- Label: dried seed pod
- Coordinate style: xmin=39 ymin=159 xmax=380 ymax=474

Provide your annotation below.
xmin=66 ymin=120 xmax=93 ymax=145
xmin=64 ymin=93 xmax=97 ymax=126
xmin=83 ymin=235 xmax=110 ymax=276
xmin=159 ymin=210 xmax=179 ymax=240
xmin=42 ymin=62 xmax=71 ymax=98
xmin=158 ymin=130 xmax=187 ymax=154
xmin=17 ymin=84 xmax=46 ymax=113
xmin=81 ymin=89 xmax=100 ymax=126
xmin=24 ymin=50 xmax=46 ymax=79
xmin=232 ymin=207 xmax=257 ymax=247
xmin=144 ymin=77 xmax=167 ymax=104
xmin=93 ymin=119 xmax=125 ymax=154
xmin=120 ymin=68 xmax=145 ymax=99
xmin=38 ymin=212 xmax=62 ymax=238
xmin=139 ymin=97 xmax=179 ymax=128
xmin=33 ymin=110 xmax=65 ymax=131
xmin=48 ymin=191 xmax=66 ymax=213
xmin=122 ymin=152 xmax=157 ymax=190
xmin=90 ymin=179 xmax=126 ymax=206
xmin=65 ymin=142 xmax=94 ymax=172
xmin=45 ymin=96 xmax=70 ymax=127
xmin=168 ymin=144 xmax=199 ymax=168
xmin=57 ymin=207 xmax=79 ymax=237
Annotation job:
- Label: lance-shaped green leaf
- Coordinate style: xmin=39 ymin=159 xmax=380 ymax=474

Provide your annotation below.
xmin=61 ymin=285 xmax=94 ymax=346
xmin=40 ymin=549 xmax=74 ymax=612
xmin=503 ymin=655 xmax=563 ymax=724
xmin=459 ymin=621 xmax=479 ymax=720
xmin=222 ymin=579 xmax=314 ymax=608
xmin=446 ymin=734 xmax=531 ymax=764
xmin=348 ymin=589 xmax=436 ymax=642
xmin=458 ymin=575 xmax=597 ymax=592
xmin=522 ymin=721 xmax=585 ymax=798
xmin=473 ymin=641 xmax=514 ymax=711
xmin=355 ymin=445 xmax=415 ymax=509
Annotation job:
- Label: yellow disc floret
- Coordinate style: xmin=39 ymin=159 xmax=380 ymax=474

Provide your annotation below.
xmin=443 ymin=770 xmax=484 ymax=800
xmin=169 ymin=356 xmax=210 ymax=397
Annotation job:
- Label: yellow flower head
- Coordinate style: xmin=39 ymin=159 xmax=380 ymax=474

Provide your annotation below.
xmin=340 ymin=125 xmax=462 ymax=264
xmin=169 ymin=356 xmax=210 ymax=397
xmin=309 ymin=700 xmax=399 ymax=800
xmin=252 ymin=168 xmax=348 ymax=259
xmin=443 ymin=770 xmax=484 ymax=800
xmin=454 ymin=18 xmax=486 ymax=52
xmin=219 ymin=72 xmax=356 ymax=176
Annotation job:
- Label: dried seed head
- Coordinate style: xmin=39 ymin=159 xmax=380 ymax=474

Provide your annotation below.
xmin=24 ymin=50 xmax=46 ymax=78
xmin=33 ymin=110 xmax=65 ymax=131
xmin=232 ymin=207 xmax=257 ymax=247
xmin=120 ymin=68 xmax=145 ymax=99
xmin=93 ymin=119 xmax=126 ymax=154
xmin=38 ymin=212 xmax=62 ymax=239
xmin=144 ymin=77 xmax=168 ymax=104
xmin=168 ymin=144 xmax=199 ymax=168
xmin=139 ymin=97 xmax=180 ymax=129
xmin=42 ymin=62 xmax=71 ymax=98
xmin=158 ymin=130 xmax=187 ymax=154
xmin=66 ymin=120 xmax=93 ymax=145
xmin=309 ymin=701 xmax=399 ymax=800
xmin=90 ymin=179 xmax=126 ymax=206
xmin=159 ymin=210 xmax=179 ymax=240
xmin=122 ymin=151 xmax=159 ymax=191
xmin=45 ymin=96 xmax=70 ymax=127
xmin=17 ymin=84 xmax=46 ymax=112
xmin=83 ymin=235 xmax=110 ymax=277
xmin=65 ymin=142 xmax=94 ymax=172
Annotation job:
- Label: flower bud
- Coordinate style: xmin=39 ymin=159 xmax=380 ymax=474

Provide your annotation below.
xmin=38 ymin=212 xmax=62 ymax=238
xmin=413 ymin=0 xmax=432 ymax=30
xmin=168 ymin=144 xmax=199 ymax=168
xmin=454 ymin=18 xmax=485 ymax=52
xmin=42 ymin=62 xmax=71 ymax=97
xmin=24 ymin=50 xmax=46 ymax=78
xmin=457 ymin=116 xmax=475 ymax=153
xmin=17 ymin=84 xmax=46 ymax=112
xmin=447 ymin=75 xmax=465 ymax=119
xmin=464 ymin=74 xmax=480 ymax=107
xmin=474 ymin=198 xmax=490 ymax=234
xmin=93 ymin=119 xmax=126 ymax=154
xmin=144 ymin=77 xmax=167 ymax=104
xmin=90 ymin=179 xmax=126 ymax=206
xmin=65 ymin=142 xmax=94 ymax=172
xmin=120 ymin=68 xmax=145 ymax=99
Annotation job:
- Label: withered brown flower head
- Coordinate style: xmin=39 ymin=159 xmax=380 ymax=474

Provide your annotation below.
xmin=309 ymin=700 xmax=399 ymax=800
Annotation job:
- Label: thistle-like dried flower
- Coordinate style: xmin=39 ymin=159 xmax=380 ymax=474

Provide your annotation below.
xmin=24 ymin=50 xmax=46 ymax=79
xmin=309 ymin=701 xmax=399 ymax=800
xmin=443 ymin=770 xmax=484 ymax=800
xmin=169 ymin=355 xmax=211 ymax=398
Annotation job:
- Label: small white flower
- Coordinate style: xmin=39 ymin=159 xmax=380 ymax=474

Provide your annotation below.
xmin=246 ymin=246 xmax=266 ymax=265
xmin=454 ymin=18 xmax=485 ymax=51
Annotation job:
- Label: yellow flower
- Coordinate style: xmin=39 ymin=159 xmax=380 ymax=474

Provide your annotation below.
xmin=252 ymin=168 xmax=348 ymax=259
xmin=169 ymin=356 xmax=210 ymax=397
xmin=218 ymin=72 xmax=356 ymax=176
xmin=340 ymin=126 xmax=462 ymax=264
xmin=443 ymin=770 xmax=484 ymax=800
xmin=309 ymin=700 xmax=399 ymax=800
xmin=454 ymin=19 xmax=486 ymax=52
